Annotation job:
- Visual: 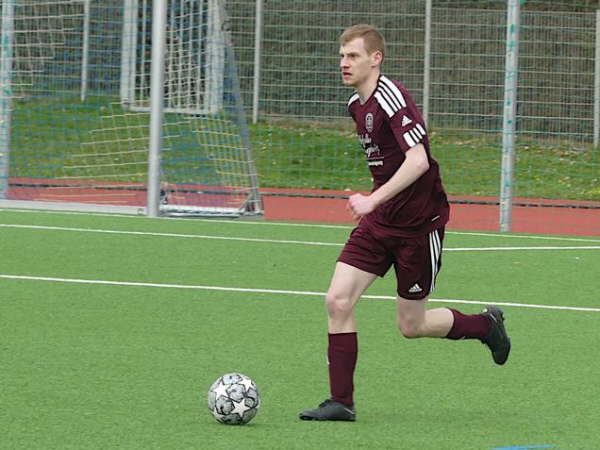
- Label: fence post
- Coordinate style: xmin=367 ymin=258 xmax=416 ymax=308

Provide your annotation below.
xmin=252 ymin=0 xmax=264 ymax=124
xmin=0 ymin=0 xmax=14 ymax=200
xmin=499 ymin=0 xmax=520 ymax=232
xmin=81 ymin=0 xmax=91 ymax=102
xmin=423 ymin=0 xmax=432 ymax=127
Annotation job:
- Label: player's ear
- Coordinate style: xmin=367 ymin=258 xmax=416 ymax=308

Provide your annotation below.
xmin=371 ymin=50 xmax=383 ymax=67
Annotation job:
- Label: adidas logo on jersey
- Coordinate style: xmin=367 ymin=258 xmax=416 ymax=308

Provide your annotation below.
xmin=408 ymin=283 xmax=423 ymax=293
xmin=401 ymin=115 xmax=413 ymax=127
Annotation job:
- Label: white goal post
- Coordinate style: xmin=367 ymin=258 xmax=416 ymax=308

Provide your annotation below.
xmin=0 ymin=0 xmax=262 ymax=218
xmin=120 ymin=0 xmax=225 ymax=115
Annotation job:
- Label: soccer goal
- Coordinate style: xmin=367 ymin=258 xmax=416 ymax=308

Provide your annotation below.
xmin=0 ymin=0 xmax=262 ymax=217
xmin=120 ymin=0 xmax=226 ymax=116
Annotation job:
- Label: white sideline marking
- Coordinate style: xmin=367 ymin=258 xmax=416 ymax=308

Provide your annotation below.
xmin=1 ymin=223 xmax=600 ymax=251
xmin=1 ymin=208 xmax=600 ymax=243
xmin=1 ymin=273 xmax=599 ymax=312
xmin=0 ymin=223 xmax=341 ymax=247
xmin=447 ymin=246 xmax=600 ymax=251
xmin=448 ymin=230 xmax=600 ymax=244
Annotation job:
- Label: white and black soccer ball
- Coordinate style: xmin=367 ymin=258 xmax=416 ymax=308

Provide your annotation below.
xmin=207 ymin=373 xmax=260 ymax=425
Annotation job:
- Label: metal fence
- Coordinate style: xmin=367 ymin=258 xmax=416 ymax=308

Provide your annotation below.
xmin=4 ymin=0 xmax=595 ymax=144
xmin=0 ymin=0 xmax=597 ymax=232
xmin=227 ymin=0 xmax=599 ymax=145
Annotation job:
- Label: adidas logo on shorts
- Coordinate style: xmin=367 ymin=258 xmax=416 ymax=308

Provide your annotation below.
xmin=408 ymin=283 xmax=423 ymax=293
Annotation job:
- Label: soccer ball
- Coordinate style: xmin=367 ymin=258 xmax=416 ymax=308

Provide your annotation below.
xmin=207 ymin=373 xmax=260 ymax=425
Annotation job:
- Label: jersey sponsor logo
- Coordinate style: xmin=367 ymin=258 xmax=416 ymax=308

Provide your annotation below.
xmin=365 ymin=147 xmax=380 ymax=158
xmin=365 ymin=113 xmax=374 ymax=132
xmin=358 ymin=133 xmax=384 ymax=167
xmin=358 ymin=134 xmax=380 ymax=157
xmin=401 ymin=115 xmax=412 ymax=127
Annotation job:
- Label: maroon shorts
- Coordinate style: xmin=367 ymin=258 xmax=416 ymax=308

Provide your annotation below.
xmin=337 ymin=225 xmax=444 ymax=300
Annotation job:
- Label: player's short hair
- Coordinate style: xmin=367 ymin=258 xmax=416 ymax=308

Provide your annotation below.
xmin=339 ymin=24 xmax=386 ymax=60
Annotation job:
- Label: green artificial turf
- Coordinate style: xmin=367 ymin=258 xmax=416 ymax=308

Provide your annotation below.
xmin=1 ymin=209 xmax=599 ymax=449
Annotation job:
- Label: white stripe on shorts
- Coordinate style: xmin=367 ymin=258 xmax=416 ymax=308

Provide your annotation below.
xmin=428 ymin=229 xmax=442 ymax=294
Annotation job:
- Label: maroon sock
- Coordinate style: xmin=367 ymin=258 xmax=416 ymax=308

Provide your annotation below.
xmin=328 ymin=332 xmax=357 ymax=407
xmin=446 ymin=309 xmax=491 ymax=340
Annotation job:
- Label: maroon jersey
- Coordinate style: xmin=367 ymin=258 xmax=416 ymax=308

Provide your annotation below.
xmin=347 ymin=75 xmax=449 ymax=237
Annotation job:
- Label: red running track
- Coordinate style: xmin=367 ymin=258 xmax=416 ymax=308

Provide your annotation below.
xmin=5 ymin=181 xmax=600 ymax=236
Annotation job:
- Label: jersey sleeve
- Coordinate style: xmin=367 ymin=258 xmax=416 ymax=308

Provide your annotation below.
xmin=375 ymin=76 xmax=427 ymax=152
xmin=388 ymin=108 xmax=428 ymax=152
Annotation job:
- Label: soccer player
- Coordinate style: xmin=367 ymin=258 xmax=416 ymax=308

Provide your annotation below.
xmin=299 ymin=24 xmax=511 ymax=422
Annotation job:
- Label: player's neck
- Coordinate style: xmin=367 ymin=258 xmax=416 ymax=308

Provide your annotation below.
xmin=356 ymin=71 xmax=380 ymax=104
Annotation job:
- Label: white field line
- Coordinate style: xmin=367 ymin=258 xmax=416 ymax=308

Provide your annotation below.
xmin=1 ymin=223 xmax=600 ymax=252
xmin=1 ymin=207 xmax=600 ymax=243
xmin=0 ymin=223 xmax=341 ymax=247
xmin=1 ymin=273 xmax=599 ymax=313
xmin=447 ymin=230 xmax=600 ymax=244
xmin=447 ymin=246 xmax=600 ymax=251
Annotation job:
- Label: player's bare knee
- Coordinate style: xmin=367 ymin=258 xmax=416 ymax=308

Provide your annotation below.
xmin=325 ymin=291 xmax=353 ymax=319
xmin=399 ymin=326 xmax=421 ymax=339
xmin=397 ymin=317 xmax=421 ymax=339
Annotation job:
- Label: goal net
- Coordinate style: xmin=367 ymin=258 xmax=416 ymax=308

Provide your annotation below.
xmin=121 ymin=0 xmax=225 ymax=116
xmin=0 ymin=0 xmax=262 ymax=217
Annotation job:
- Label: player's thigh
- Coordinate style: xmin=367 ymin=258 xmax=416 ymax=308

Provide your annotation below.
xmin=327 ymin=261 xmax=378 ymax=310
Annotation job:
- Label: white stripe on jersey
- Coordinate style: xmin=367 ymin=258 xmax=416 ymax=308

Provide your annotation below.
xmin=411 ymin=128 xmax=422 ymax=140
xmin=378 ymin=83 xmax=403 ymax=112
xmin=374 ymin=92 xmax=395 ymax=117
xmin=374 ymin=76 xmax=408 ymax=118
xmin=377 ymin=89 xmax=400 ymax=115
xmin=347 ymin=93 xmax=359 ymax=107
xmin=416 ymin=123 xmax=426 ymax=135
xmin=403 ymin=131 xmax=417 ymax=148
xmin=379 ymin=76 xmax=407 ymax=108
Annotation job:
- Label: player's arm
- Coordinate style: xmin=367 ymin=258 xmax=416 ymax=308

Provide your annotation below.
xmin=347 ymin=144 xmax=429 ymax=219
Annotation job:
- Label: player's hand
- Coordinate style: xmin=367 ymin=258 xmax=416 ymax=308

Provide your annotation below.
xmin=347 ymin=193 xmax=375 ymax=220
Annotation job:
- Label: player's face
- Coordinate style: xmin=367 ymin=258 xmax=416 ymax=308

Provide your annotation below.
xmin=339 ymin=38 xmax=380 ymax=88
